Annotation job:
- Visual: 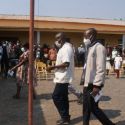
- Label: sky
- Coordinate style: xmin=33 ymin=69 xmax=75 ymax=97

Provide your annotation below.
xmin=0 ymin=0 xmax=125 ymax=20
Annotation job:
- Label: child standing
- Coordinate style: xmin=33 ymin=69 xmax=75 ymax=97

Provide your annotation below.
xmin=114 ymin=53 xmax=122 ymax=78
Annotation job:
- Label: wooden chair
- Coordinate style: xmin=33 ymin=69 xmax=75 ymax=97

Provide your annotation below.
xmin=35 ymin=61 xmax=54 ymax=80
xmin=36 ymin=61 xmax=47 ymax=80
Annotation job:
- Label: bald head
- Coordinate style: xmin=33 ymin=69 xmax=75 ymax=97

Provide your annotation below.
xmin=55 ymin=32 xmax=65 ymax=40
xmin=84 ymin=28 xmax=97 ymax=43
xmin=86 ymin=28 xmax=97 ymax=35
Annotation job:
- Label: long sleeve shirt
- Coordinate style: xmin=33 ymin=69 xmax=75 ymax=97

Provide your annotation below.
xmin=84 ymin=42 xmax=106 ymax=87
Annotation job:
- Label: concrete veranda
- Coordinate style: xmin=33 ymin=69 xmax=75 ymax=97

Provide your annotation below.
xmin=0 ymin=69 xmax=125 ymax=125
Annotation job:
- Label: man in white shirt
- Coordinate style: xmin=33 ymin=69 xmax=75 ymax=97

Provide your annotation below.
xmin=55 ymin=40 xmax=83 ymax=104
xmin=47 ymin=32 xmax=74 ymax=125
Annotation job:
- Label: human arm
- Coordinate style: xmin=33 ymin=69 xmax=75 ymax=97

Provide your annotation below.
xmin=92 ymin=45 xmax=106 ymax=96
xmin=46 ymin=62 xmax=69 ymax=71
xmin=10 ymin=55 xmax=28 ymax=71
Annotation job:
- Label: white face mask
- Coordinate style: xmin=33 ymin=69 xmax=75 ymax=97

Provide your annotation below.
xmin=21 ymin=47 xmax=25 ymax=52
xmin=83 ymin=38 xmax=91 ymax=47
xmin=55 ymin=41 xmax=61 ymax=48
xmin=3 ymin=44 xmax=6 ymax=47
xmin=44 ymin=53 xmax=48 ymax=58
xmin=17 ymin=43 xmax=20 ymax=46
xmin=37 ymin=51 xmax=40 ymax=54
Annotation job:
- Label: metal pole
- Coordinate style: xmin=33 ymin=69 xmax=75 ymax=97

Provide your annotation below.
xmin=28 ymin=0 xmax=34 ymax=125
xmin=122 ymin=34 xmax=125 ymax=51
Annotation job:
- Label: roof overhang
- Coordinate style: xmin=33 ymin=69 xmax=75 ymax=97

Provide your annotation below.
xmin=0 ymin=15 xmax=125 ymax=34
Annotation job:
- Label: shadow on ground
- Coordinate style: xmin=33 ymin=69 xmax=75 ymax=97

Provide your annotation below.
xmin=90 ymin=109 xmax=121 ymax=120
xmin=70 ymin=109 xmax=121 ymax=125
xmin=0 ymin=78 xmax=46 ymax=125
xmin=37 ymin=93 xmax=52 ymax=100
xmin=119 ymin=76 xmax=125 ymax=79
xmin=116 ymin=120 xmax=125 ymax=125
xmin=70 ymin=116 xmax=83 ymax=125
xmin=100 ymin=95 xmax=112 ymax=101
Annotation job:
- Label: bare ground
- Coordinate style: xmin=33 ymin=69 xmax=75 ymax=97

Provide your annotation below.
xmin=0 ymin=69 xmax=125 ymax=125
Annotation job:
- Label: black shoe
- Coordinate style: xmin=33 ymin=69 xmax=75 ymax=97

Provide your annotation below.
xmin=56 ymin=119 xmax=70 ymax=125
xmin=110 ymin=123 xmax=116 ymax=125
xmin=57 ymin=116 xmax=70 ymax=125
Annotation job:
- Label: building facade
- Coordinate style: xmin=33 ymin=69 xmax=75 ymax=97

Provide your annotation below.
xmin=0 ymin=15 xmax=125 ymax=49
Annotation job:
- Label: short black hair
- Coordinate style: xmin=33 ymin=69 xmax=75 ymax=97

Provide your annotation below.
xmin=87 ymin=28 xmax=97 ymax=36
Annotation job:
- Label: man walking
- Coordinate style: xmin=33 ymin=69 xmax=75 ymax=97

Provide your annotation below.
xmin=82 ymin=28 xmax=116 ymax=125
xmin=47 ymin=32 xmax=74 ymax=125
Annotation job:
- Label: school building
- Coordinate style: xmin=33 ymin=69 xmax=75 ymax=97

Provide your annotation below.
xmin=0 ymin=15 xmax=125 ymax=49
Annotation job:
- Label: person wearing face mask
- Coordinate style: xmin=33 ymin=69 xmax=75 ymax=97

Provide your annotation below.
xmin=15 ymin=41 xmax=22 ymax=59
xmin=36 ymin=47 xmax=41 ymax=60
xmin=55 ymin=40 xmax=83 ymax=104
xmin=21 ymin=47 xmax=25 ymax=52
xmin=83 ymin=38 xmax=91 ymax=51
xmin=77 ymin=44 xmax=85 ymax=67
xmin=47 ymin=32 xmax=74 ymax=125
xmin=9 ymin=41 xmax=22 ymax=73
xmin=114 ymin=53 xmax=122 ymax=78
xmin=54 ymin=40 xmax=62 ymax=52
xmin=81 ymin=28 xmax=116 ymax=125
xmin=79 ymin=38 xmax=90 ymax=85
xmin=9 ymin=43 xmax=36 ymax=99
xmin=1 ymin=41 xmax=9 ymax=78
xmin=48 ymin=44 xmax=57 ymax=66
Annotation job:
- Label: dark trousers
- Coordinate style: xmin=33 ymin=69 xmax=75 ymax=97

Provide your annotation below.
xmin=52 ymin=83 xmax=69 ymax=119
xmin=1 ymin=59 xmax=9 ymax=77
xmin=83 ymin=86 xmax=114 ymax=125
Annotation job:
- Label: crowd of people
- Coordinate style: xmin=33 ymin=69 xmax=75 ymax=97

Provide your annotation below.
xmin=0 ymin=39 xmax=87 ymax=79
xmin=106 ymin=46 xmax=125 ymax=78
xmin=0 ymin=41 xmax=22 ymax=78
xmin=0 ymin=41 xmax=56 ymax=78
xmin=1 ymin=28 xmax=125 ymax=125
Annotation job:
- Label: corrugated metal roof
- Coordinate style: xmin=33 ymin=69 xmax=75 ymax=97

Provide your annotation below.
xmin=0 ymin=15 xmax=125 ymax=26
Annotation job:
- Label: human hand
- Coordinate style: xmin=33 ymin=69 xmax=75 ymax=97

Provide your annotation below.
xmin=9 ymin=68 xmax=13 ymax=72
xmin=91 ymin=87 xmax=100 ymax=97
xmin=9 ymin=67 xmax=15 ymax=72
xmin=8 ymin=70 xmax=14 ymax=77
